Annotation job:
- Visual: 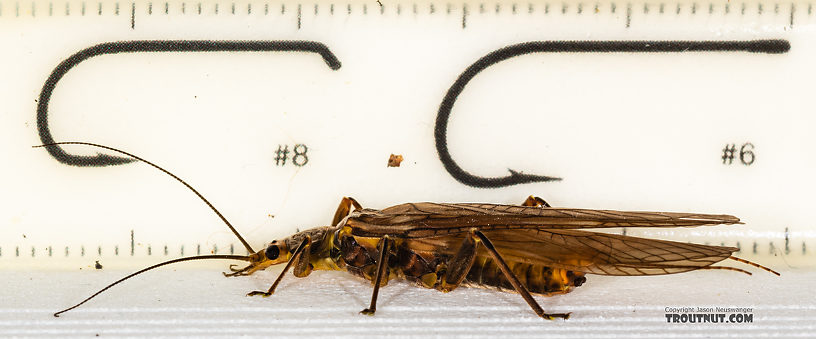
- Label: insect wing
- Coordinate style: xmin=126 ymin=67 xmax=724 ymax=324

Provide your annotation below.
xmin=404 ymin=228 xmax=738 ymax=276
xmin=349 ymin=202 xmax=741 ymax=239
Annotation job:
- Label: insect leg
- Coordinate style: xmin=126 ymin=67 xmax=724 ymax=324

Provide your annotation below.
xmin=473 ymin=230 xmax=570 ymax=320
xmin=438 ymin=232 xmax=479 ymax=292
xmin=247 ymin=236 xmax=311 ymax=297
xmin=331 ymin=196 xmax=363 ymax=226
xmin=360 ymin=235 xmax=391 ymax=315
xmin=521 ymin=195 xmax=551 ymax=208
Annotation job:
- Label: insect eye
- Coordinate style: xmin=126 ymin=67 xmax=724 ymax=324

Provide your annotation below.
xmin=265 ymin=245 xmax=280 ymax=260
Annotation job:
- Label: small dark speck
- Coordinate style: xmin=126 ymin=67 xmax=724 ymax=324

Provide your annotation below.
xmin=22 ymin=234 xmax=26 ymax=238
xmin=95 ymin=261 xmax=103 ymax=269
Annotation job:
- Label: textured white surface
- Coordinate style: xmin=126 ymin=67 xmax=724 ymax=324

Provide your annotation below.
xmin=3 ymin=268 xmax=813 ymax=337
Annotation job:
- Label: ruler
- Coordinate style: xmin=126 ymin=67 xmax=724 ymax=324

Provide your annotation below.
xmin=0 ymin=0 xmax=813 ymax=272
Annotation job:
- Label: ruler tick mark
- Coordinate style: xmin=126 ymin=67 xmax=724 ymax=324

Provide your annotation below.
xmin=512 ymin=3 xmax=517 ymax=14
xmin=164 ymin=245 xmax=168 ymax=256
xmin=790 ymin=3 xmax=795 ymax=27
xmin=165 ymin=2 xmax=169 ymax=14
xmin=148 ymin=2 xmax=152 ymax=15
xmin=130 ymin=2 xmax=135 ymax=29
xmin=130 ymin=229 xmax=134 ymax=256
xmin=462 ymin=4 xmax=467 ymax=29
xmin=676 ymin=3 xmax=680 ymax=14
xmin=347 ymin=3 xmax=351 ymax=15
xmin=314 ymin=4 xmax=317 ymax=15
xmin=785 ymin=228 xmax=790 ymax=254
xmin=741 ymin=3 xmax=745 ymax=15
xmin=231 ymin=2 xmax=235 ymax=15
xmin=65 ymin=246 xmax=69 ymax=257
xmin=659 ymin=3 xmax=664 ymax=14
xmin=626 ymin=3 xmax=631 ymax=28
xmin=530 ymin=3 xmax=534 ymax=14
xmin=81 ymin=1 xmax=86 ymax=15
xmin=709 ymin=3 xmax=713 ymax=14
xmin=181 ymin=2 xmax=185 ymax=14
xmin=214 ymin=3 xmax=218 ymax=14
xmin=725 ymin=3 xmax=729 ymax=14
xmin=98 ymin=2 xmax=102 ymax=15
xmin=281 ymin=3 xmax=285 ymax=14
xmin=643 ymin=3 xmax=648 ymax=14
xmin=297 ymin=4 xmax=301 ymax=29
xmin=198 ymin=2 xmax=201 ymax=14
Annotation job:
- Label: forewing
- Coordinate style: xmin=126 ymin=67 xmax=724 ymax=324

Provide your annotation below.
xmin=404 ymin=228 xmax=738 ymax=276
xmin=349 ymin=202 xmax=741 ymax=239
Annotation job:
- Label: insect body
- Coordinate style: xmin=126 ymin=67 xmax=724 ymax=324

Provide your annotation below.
xmin=43 ymin=142 xmax=779 ymax=319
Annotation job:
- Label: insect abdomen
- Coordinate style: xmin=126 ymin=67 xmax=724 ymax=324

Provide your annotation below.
xmin=462 ymin=256 xmax=587 ymax=296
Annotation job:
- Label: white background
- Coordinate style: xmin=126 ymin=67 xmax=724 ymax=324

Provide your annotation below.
xmin=0 ymin=0 xmax=814 ymax=336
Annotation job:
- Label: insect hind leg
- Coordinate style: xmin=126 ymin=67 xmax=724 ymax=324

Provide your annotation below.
xmin=332 ymin=197 xmax=363 ymax=226
xmin=521 ymin=196 xmax=551 ymax=208
xmin=439 ymin=229 xmax=569 ymax=320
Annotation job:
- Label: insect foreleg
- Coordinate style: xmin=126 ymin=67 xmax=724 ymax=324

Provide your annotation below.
xmin=360 ymin=235 xmax=391 ymax=315
xmin=473 ymin=230 xmax=570 ymax=320
xmin=331 ymin=196 xmax=363 ymax=226
xmin=293 ymin=239 xmax=313 ymax=277
xmin=521 ymin=195 xmax=551 ymax=208
xmin=247 ymin=236 xmax=311 ymax=297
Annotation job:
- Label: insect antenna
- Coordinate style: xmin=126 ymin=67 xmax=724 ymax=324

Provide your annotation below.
xmin=33 ymin=142 xmax=255 ymax=254
xmin=53 ymin=254 xmax=250 ymax=317
xmin=729 ymin=256 xmax=781 ymax=276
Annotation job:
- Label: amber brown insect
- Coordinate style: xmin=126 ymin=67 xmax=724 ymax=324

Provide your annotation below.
xmin=42 ymin=142 xmax=779 ymax=319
